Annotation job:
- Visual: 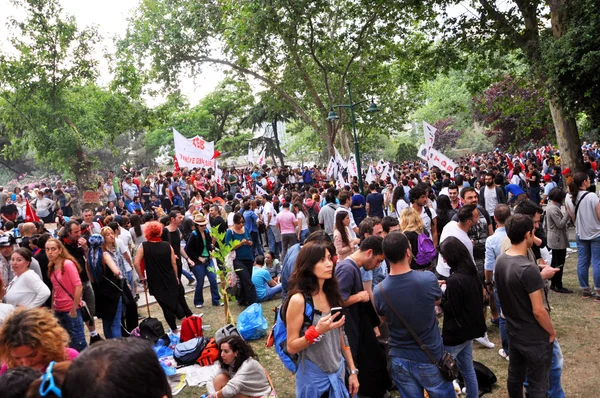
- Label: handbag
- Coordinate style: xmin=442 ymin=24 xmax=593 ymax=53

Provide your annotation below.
xmin=52 ymin=273 xmax=92 ymax=323
xmin=378 ymin=284 xmax=458 ymax=382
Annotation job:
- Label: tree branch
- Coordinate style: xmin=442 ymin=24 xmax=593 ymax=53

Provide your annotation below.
xmin=308 ymin=16 xmax=333 ymax=106
xmin=194 ymin=56 xmax=321 ymax=134
xmin=478 ymin=0 xmax=527 ymax=48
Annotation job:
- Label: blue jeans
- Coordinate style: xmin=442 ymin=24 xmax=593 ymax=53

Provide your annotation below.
xmin=173 ymin=195 xmax=184 ymax=207
xmin=258 ymin=283 xmax=282 ymax=302
xmin=126 ymin=270 xmax=134 ymax=291
xmin=390 ymin=356 xmax=456 ymax=398
xmin=250 ymin=231 xmax=264 ymax=257
xmin=494 ymin=286 xmax=509 ymax=354
xmin=182 ymin=268 xmax=195 ymax=283
xmin=190 ymin=259 xmax=221 ymax=306
xmin=299 ymin=229 xmax=310 ymax=244
xmin=575 ymin=235 xmax=600 ymax=290
xmin=445 ymin=341 xmax=478 ymax=397
xmin=102 ymin=298 xmax=123 ymax=339
xmin=267 ymin=226 xmax=280 ymax=257
xmin=55 ymin=309 xmax=88 ymax=352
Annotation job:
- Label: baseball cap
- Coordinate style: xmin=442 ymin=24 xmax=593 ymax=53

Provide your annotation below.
xmin=561 ymin=168 xmax=571 ymax=175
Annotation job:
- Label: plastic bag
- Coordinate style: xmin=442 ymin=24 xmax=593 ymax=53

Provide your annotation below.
xmin=237 ymin=303 xmax=268 ymax=341
xmin=153 ymin=337 xmax=174 ymax=359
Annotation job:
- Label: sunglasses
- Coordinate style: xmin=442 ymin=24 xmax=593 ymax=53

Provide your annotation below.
xmin=39 ymin=361 xmax=62 ymax=397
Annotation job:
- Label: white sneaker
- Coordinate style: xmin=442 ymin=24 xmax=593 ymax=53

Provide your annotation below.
xmin=195 ymin=304 xmax=203 ymax=308
xmin=498 ymin=348 xmax=509 ymax=361
xmin=475 ymin=333 xmax=495 ymax=349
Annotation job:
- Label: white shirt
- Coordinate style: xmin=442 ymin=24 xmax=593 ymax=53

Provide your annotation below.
xmin=510 ymin=173 xmax=527 ymax=186
xmin=335 ymin=205 xmax=357 ymax=239
xmin=420 ymin=206 xmax=437 ymax=237
xmin=119 ymin=227 xmax=133 ymax=249
xmin=483 ymin=185 xmax=498 ymax=215
xmin=263 ymin=202 xmax=278 ymax=226
xmin=4 ymin=269 xmax=50 ymax=308
xmin=0 ymin=303 xmax=14 ymax=324
xmin=436 ymin=221 xmax=474 ymax=277
xmin=227 ymin=212 xmax=235 ymax=227
xmin=116 ymin=239 xmax=133 ymax=272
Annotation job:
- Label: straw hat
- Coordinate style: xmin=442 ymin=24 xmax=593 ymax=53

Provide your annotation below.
xmin=193 ymin=213 xmax=208 ymax=227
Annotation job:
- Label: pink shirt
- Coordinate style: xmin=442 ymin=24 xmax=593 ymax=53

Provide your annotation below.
xmin=0 ymin=348 xmax=78 ymax=375
xmin=51 ymin=260 xmax=82 ymax=312
xmin=276 ymin=210 xmax=297 ymax=234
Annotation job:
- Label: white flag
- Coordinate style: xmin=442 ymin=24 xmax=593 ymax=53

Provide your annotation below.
xmin=215 ymin=160 xmax=223 ymax=184
xmin=375 ymin=159 xmax=385 ymax=173
xmin=390 ymin=170 xmax=397 ymax=185
xmin=326 ymin=156 xmax=337 ymax=177
xmin=428 ymin=148 xmax=459 ymax=174
xmin=366 ymin=165 xmax=375 ymax=184
xmin=256 ymin=185 xmax=268 ymax=196
xmin=348 ymin=154 xmax=358 ymax=177
xmin=417 ymin=144 xmax=429 ymax=161
xmin=380 ymin=164 xmax=389 ymax=181
xmin=423 ymin=121 xmax=437 ymax=160
xmin=247 ymin=143 xmax=254 ymax=165
xmin=334 ymin=147 xmax=347 ymax=170
xmin=336 ymin=173 xmax=345 ymax=189
xmin=258 ymin=150 xmax=266 ymax=166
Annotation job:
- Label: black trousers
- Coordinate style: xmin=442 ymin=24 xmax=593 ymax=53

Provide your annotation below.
xmin=234 ymin=259 xmax=257 ymax=306
xmin=156 ymin=298 xmax=186 ymax=331
xmin=507 ymin=339 xmax=553 ymax=398
xmin=550 ymin=248 xmax=567 ymax=289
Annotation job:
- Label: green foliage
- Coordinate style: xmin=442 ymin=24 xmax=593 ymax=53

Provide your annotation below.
xmin=0 ymin=0 xmax=142 ymax=189
xmin=210 ymin=226 xmax=240 ymax=325
xmin=120 ymin=0 xmax=449 ymax=153
xmin=396 ymin=141 xmax=418 ymax=163
xmin=541 ymin=0 xmax=600 ymax=126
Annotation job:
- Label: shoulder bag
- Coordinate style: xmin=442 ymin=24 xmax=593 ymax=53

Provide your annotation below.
xmin=575 ymin=191 xmax=592 ymax=218
xmin=52 ymin=272 xmax=92 ymax=322
xmin=378 ymin=283 xmax=458 ymax=381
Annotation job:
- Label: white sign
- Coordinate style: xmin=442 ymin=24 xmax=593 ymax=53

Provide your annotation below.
xmin=173 ymin=128 xmax=215 ymax=168
xmin=348 ymin=154 xmax=358 ymax=177
xmin=417 ymin=144 xmax=429 ymax=161
xmin=326 ymin=156 xmax=337 ymax=177
xmin=423 ymin=121 xmax=437 ymax=160
xmin=428 ymin=148 xmax=459 ymax=174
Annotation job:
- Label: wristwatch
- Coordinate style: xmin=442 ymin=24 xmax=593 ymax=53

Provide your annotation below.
xmin=350 ymin=369 xmax=359 ymax=375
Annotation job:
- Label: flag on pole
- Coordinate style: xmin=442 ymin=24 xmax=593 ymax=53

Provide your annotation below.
xmin=348 ymin=154 xmax=358 ymax=177
xmin=390 ymin=169 xmax=397 ymax=185
xmin=423 ymin=121 xmax=436 ymax=161
xmin=247 ymin=143 xmax=254 ymax=165
xmin=326 ymin=156 xmax=337 ymax=177
xmin=256 ymin=185 xmax=268 ymax=196
xmin=173 ymin=154 xmax=180 ymax=172
xmin=334 ymin=147 xmax=347 ymax=170
xmin=380 ymin=164 xmax=390 ymax=181
xmin=25 ymin=199 xmax=40 ymax=223
xmin=375 ymin=159 xmax=385 ymax=173
xmin=505 ymin=154 xmax=514 ymax=171
xmin=365 ymin=165 xmax=375 ymax=184
xmin=336 ymin=172 xmax=346 ymax=189
xmin=258 ymin=150 xmax=266 ymax=166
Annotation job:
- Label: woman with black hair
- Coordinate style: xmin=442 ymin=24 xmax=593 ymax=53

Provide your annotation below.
xmin=208 ymin=336 xmax=271 ymax=398
xmin=439 ymin=237 xmax=486 ymax=398
xmin=333 ymin=211 xmax=358 ymax=261
xmin=391 ymin=185 xmax=408 ymax=218
xmin=545 ymin=187 xmax=572 ymax=293
xmin=435 ymin=195 xmax=457 ymax=237
xmin=128 ymin=214 xmax=146 ymax=247
xmin=282 ymin=240 xmax=359 ymax=398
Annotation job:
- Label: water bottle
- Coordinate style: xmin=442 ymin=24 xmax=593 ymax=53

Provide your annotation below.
xmin=13 ymin=228 xmax=21 ymax=238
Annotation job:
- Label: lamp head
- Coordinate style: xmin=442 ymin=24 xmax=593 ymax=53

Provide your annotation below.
xmin=327 ymin=108 xmax=340 ymax=121
xmin=367 ymin=98 xmax=380 ymax=113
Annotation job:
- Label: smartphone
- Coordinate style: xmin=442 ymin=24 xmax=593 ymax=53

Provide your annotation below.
xmin=330 ymin=307 xmax=343 ymax=318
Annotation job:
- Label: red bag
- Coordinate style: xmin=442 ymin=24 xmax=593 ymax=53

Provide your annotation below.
xmin=180 ymin=315 xmax=203 ymax=343
xmin=197 ymin=338 xmax=219 ymax=366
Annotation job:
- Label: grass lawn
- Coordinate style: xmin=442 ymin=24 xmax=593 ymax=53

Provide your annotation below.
xmin=146 ymin=253 xmax=599 ymax=397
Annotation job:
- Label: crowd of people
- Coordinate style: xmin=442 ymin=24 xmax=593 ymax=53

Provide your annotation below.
xmin=0 ymin=141 xmax=598 ymax=397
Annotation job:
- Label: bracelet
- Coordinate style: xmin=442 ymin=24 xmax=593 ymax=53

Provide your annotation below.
xmin=304 ymin=325 xmax=322 ymax=344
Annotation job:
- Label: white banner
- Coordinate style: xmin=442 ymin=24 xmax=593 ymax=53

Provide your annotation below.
xmin=428 ymin=148 xmax=459 ymax=174
xmin=247 ymin=143 xmax=254 ymax=165
xmin=256 ymin=185 xmax=268 ymax=196
xmin=348 ymin=154 xmax=358 ymax=177
xmin=336 ymin=172 xmax=345 ymax=189
xmin=257 ymin=150 xmax=266 ymax=166
xmin=380 ymin=164 xmax=390 ymax=181
xmin=334 ymin=147 xmax=347 ymax=170
xmin=326 ymin=156 xmax=337 ymax=177
xmin=423 ymin=121 xmax=436 ymax=160
xmin=375 ymin=159 xmax=385 ymax=173
xmin=173 ymin=128 xmax=215 ymax=168
xmin=365 ymin=165 xmax=375 ymax=184
xmin=417 ymin=144 xmax=429 ymax=161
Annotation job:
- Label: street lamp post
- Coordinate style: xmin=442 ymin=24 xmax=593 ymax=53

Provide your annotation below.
xmin=327 ymin=81 xmax=380 ymax=195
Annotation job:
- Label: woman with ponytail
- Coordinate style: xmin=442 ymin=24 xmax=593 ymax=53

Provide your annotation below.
xmin=89 ymin=229 xmax=124 ymax=339
xmin=566 ymin=172 xmax=600 ymax=300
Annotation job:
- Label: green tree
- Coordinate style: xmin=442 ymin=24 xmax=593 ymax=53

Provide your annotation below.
xmin=442 ymin=0 xmax=587 ymax=171
xmin=119 ymin=0 xmax=444 ymax=156
xmin=0 ymin=0 xmax=141 ymax=191
xmin=396 ymin=141 xmax=418 ymax=163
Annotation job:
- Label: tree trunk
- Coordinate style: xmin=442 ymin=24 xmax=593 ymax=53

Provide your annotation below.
xmin=548 ymin=99 xmax=583 ymax=172
xmin=340 ymin=128 xmax=352 ymax=159
xmin=74 ymin=146 xmax=98 ymax=214
xmin=271 ymin=119 xmax=285 ymax=166
xmin=546 ymin=0 xmax=582 ymax=172
xmin=326 ymin=123 xmax=336 ymax=157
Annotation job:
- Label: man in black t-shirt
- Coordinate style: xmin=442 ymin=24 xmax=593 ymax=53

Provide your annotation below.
xmin=365 ymin=183 xmax=385 ymax=218
xmin=528 ymin=164 xmax=542 ymax=205
xmin=495 ymin=214 xmax=556 ymax=398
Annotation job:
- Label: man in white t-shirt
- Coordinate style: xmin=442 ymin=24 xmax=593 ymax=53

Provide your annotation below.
xmin=436 ymin=204 xmax=477 ymax=277
xmin=262 ymin=195 xmax=280 ymax=257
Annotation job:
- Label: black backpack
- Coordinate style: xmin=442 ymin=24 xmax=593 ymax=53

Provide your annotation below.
xmin=457 ymin=360 xmax=497 ymax=395
xmin=139 ymin=317 xmax=168 ymax=345
xmin=307 ymin=201 xmax=319 ymax=227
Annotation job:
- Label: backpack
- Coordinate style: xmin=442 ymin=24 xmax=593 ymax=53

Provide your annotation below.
xmin=457 ymin=360 xmax=497 ymax=394
xmin=197 ymin=338 xmax=220 ymax=366
xmin=307 ymin=202 xmax=319 ymax=227
xmin=180 ymin=315 xmax=203 ymax=343
xmin=215 ymin=324 xmax=242 ymax=345
xmin=139 ymin=317 xmax=167 ymax=344
xmin=173 ymin=336 xmax=209 ymax=366
xmin=415 ymin=233 xmax=437 ymax=266
xmin=272 ymin=293 xmax=314 ymax=372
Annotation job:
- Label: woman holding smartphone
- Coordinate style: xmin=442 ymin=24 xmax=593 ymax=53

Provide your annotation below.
xmin=282 ymin=240 xmax=359 ymax=398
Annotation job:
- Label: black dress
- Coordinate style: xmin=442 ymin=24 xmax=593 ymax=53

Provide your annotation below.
xmin=143 ymin=241 xmax=179 ymax=312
